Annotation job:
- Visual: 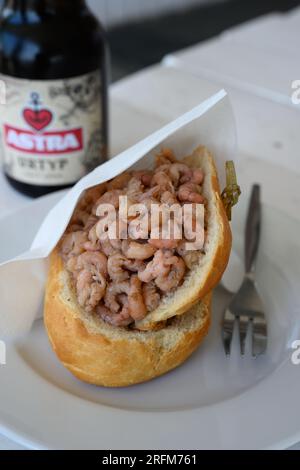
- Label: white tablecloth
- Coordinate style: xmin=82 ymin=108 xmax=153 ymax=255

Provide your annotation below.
xmin=1 ymin=6 xmax=300 ymax=450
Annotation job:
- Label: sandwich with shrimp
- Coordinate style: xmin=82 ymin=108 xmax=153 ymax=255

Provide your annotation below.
xmin=44 ymin=146 xmax=231 ymax=386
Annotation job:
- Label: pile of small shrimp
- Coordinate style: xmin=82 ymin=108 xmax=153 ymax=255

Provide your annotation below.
xmin=60 ymin=149 xmax=206 ymax=327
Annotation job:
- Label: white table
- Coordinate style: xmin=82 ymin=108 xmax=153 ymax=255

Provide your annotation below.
xmin=1 ymin=7 xmax=300 ymax=450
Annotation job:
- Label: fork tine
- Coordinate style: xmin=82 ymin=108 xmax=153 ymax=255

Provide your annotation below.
xmin=252 ymin=316 xmax=267 ymax=357
xmin=222 ymin=308 xmax=235 ymax=355
xmin=238 ymin=314 xmax=249 ymax=355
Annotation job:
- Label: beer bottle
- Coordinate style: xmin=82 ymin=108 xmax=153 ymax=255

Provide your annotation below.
xmin=0 ymin=0 xmax=108 ymax=197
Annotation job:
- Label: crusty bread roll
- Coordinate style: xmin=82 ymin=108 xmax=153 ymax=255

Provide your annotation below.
xmin=136 ymin=146 xmax=231 ymax=330
xmin=44 ymin=145 xmax=230 ymax=387
xmin=44 ymin=249 xmax=211 ymax=387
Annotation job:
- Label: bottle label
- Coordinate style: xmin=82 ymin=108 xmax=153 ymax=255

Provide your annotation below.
xmin=0 ymin=71 xmax=104 ymax=186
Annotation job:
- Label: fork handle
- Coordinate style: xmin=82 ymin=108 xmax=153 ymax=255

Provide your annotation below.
xmin=245 ymin=184 xmax=261 ymax=274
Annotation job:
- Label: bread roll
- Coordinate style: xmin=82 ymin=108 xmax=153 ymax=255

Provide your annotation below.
xmin=44 ymin=145 xmax=230 ymax=386
xmin=44 ymin=249 xmax=211 ymax=387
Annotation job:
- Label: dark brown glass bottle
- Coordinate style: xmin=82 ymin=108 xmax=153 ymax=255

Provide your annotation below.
xmin=0 ymin=0 xmax=108 ymax=197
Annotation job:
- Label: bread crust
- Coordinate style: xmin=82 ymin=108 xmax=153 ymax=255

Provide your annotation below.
xmin=44 ymin=249 xmax=211 ymax=387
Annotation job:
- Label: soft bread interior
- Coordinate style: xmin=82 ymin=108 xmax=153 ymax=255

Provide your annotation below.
xmin=135 ymin=146 xmax=231 ymax=330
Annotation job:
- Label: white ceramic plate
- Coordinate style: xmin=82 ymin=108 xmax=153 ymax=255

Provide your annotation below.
xmin=0 ymin=191 xmax=300 ymax=450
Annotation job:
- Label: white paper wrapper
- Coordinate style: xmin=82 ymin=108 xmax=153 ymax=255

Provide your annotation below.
xmin=0 ymin=90 xmax=236 ymax=339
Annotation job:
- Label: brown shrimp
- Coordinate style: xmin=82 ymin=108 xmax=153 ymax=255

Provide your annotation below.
xmin=104 ymin=281 xmax=130 ymax=312
xmin=128 ymin=213 xmax=149 ymax=240
xmin=69 ymin=251 xmax=108 ymax=312
xmin=138 ymin=186 xmax=161 ymax=203
xmin=95 ymin=210 xmax=117 ymax=241
xmin=142 ymin=281 xmax=161 ymax=311
xmin=176 ymin=240 xmax=200 ymax=269
xmin=83 ymin=214 xmax=98 ymax=231
xmin=61 ymin=231 xmax=88 ymax=258
xmin=128 ymin=275 xmax=147 ymax=320
xmin=160 ymin=190 xmax=178 ymax=206
xmin=97 ymin=304 xmax=133 ymax=327
xmin=149 ymin=202 xmax=182 ymax=249
xmin=84 ymin=223 xmax=101 ymax=251
xmin=170 ymin=164 xmax=204 ymax=186
xmin=183 ymin=251 xmax=201 ymax=269
xmin=124 ymin=258 xmax=146 ymax=273
xmin=155 ymin=148 xmax=176 ymax=167
xmin=126 ymin=176 xmax=144 ymax=201
xmin=66 ymin=255 xmax=79 ymax=273
xmin=92 ymin=189 xmax=124 ymax=215
xmin=106 ymin=172 xmax=132 ymax=190
xmin=76 ymin=251 xmax=108 ymax=278
xmin=144 ymin=196 xmax=162 ymax=214
xmin=187 ymin=168 xmax=204 ymax=185
xmin=99 ymin=237 xmax=120 ymax=257
xmin=169 ymin=163 xmax=192 ymax=186
xmin=148 ymin=238 xmax=179 ymax=249
xmin=177 ymin=182 xmax=205 ymax=204
xmin=110 ymin=238 xmax=122 ymax=250
xmin=83 ymin=240 xmax=102 ymax=252
xmin=138 ymin=249 xmax=172 ymax=283
xmin=107 ymin=253 xmax=130 ymax=282
xmin=122 ymin=240 xmax=156 ymax=260
xmin=69 ymin=209 xmax=90 ymax=229
xmin=76 ymin=269 xmax=106 ymax=312
xmin=78 ymin=184 xmax=108 ymax=212
xmin=132 ymin=170 xmax=153 ymax=187
xmin=151 ymin=170 xmax=173 ymax=190
xmin=155 ymin=255 xmax=186 ymax=292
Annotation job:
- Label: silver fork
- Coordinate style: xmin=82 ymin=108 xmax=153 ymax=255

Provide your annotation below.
xmin=222 ymin=184 xmax=267 ymax=356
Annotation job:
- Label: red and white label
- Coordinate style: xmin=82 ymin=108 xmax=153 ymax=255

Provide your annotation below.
xmin=4 ymin=125 xmax=83 ymax=154
xmin=0 ymin=71 xmax=103 ymax=186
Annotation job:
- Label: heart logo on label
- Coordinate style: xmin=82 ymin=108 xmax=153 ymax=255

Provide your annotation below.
xmin=23 ymin=108 xmax=53 ymax=131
